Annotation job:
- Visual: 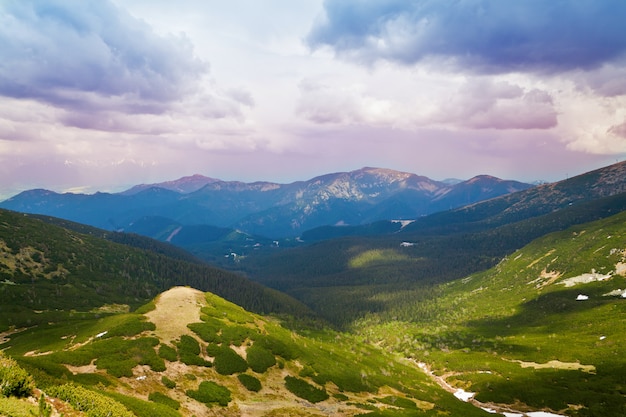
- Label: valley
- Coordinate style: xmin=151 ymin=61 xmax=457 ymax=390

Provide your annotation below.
xmin=1 ymin=162 xmax=626 ymax=416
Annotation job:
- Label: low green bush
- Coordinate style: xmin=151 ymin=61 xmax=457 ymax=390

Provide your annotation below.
xmin=187 ymin=322 xmax=221 ymax=343
xmin=47 ymin=384 xmax=134 ymax=417
xmin=255 ymin=335 xmax=298 ymax=360
xmin=284 ymin=376 xmax=328 ymax=403
xmin=158 ymin=344 xmax=178 ymax=362
xmin=213 ymin=347 xmax=248 ymax=375
xmin=107 ymin=391 xmax=181 ymax=417
xmin=176 ymin=335 xmax=211 ymax=367
xmin=0 ymin=396 xmax=37 ymax=417
xmin=246 ymin=345 xmax=276 ymax=373
xmin=177 ymin=335 xmax=200 ymax=355
xmin=0 ymin=353 xmax=34 ymax=398
xmin=161 ymin=376 xmax=176 ymax=389
xmin=237 ymin=374 xmax=262 ymax=392
xmin=220 ymin=325 xmax=255 ymax=346
xmin=186 ymin=381 xmax=231 ymax=407
xmin=52 ymin=336 xmax=164 ymax=377
xmin=148 ymin=392 xmax=180 ymax=410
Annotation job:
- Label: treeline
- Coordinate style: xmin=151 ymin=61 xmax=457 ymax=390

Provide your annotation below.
xmin=239 ymin=192 xmax=626 ymax=327
xmin=0 ymin=209 xmax=313 ymax=330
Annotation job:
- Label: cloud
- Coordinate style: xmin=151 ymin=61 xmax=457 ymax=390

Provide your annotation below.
xmin=608 ymin=120 xmax=626 ymax=139
xmin=308 ymin=0 xmax=626 ymax=74
xmin=426 ymin=78 xmax=557 ymax=130
xmin=572 ymin=63 xmax=626 ymax=97
xmin=296 ymin=78 xmax=393 ymax=125
xmin=0 ymin=0 xmax=206 ymax=113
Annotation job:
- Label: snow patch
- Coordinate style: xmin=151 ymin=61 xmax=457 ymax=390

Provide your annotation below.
xmin=603 ymin=288 xmax=626 ymax=297
xmin=392 ymin=219 xmax=415 ymax=228
xmin=576 ymin=294 xmax=589 ymax=301
xmin=453 ymin=389 xmax=475 ymax=402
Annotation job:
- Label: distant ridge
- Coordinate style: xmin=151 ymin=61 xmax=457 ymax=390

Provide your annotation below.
xmin=0 ymin=167 xmax=533 ymax=238
xmin=121 ymin=174 xmax=220 ymax=195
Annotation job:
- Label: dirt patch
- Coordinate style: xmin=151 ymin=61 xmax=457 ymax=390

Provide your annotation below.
xmin=0 ymin=327 xmax=29 ymax=345
xmin=513 ymin=359 xmax=596 ymax=374
xmin=66 ymin=360 xmax=98 ymax=375
xmin=145 ymin=286 xmax=206 ymax=344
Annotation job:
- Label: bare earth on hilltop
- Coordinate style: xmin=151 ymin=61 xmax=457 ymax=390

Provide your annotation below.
xmin=145 ymin=286 xmax=205 ymax=344
xmin=142 ymin=287 xmax=393 ymax=416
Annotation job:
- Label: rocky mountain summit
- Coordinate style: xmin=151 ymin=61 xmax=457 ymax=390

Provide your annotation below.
xmin=0 ymin=167 xmax=532 ymax=238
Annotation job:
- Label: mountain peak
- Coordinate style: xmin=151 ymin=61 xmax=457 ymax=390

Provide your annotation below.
xmin=121 ymin=174 xmax=220 ymax=195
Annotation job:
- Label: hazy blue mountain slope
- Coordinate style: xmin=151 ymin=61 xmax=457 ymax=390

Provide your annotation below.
xmin=0 ymin=167 xmax=532 ymax=238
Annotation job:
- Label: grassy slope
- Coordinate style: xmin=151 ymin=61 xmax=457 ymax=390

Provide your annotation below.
xmin=1 ymin=288 xmax=490 ymax=417
xmin=240 ymin=192 xmax=626 ymax=327
xmin=0 ymin=209 xmax=313 ymax=332
xmin=357 ymin=210 xmax=626 ymax=416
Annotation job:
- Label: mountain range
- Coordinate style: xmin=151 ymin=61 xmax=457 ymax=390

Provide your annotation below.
xmin=0 ymin=167 xmax=533 ymax=239
xmin=2 ymin=161 xmax=626 ymax=416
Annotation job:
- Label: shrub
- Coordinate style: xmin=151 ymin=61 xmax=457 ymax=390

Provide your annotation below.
xmin=220 ymin=325 xmax=255 ymax=346
xmin=187 ymin=322 xmax=221 ymax=343
xmin=246 ymin=345 xmax=276 ymax=373
xmin=178 ymin=335 xmax=200 ymax=355
xmin=0 ymin=353 xmax=35 ymax=398
xmin=148 ymin=392 xmax=180 ymax=410
xmin=54 ymin=336 xmax=164 ymax=377
xmin=38 ymin=393 xmax=52 ymax=417
xmin=107 ymin=391 xmax=181 ymax=417
xmin=284 ymin=376 xmax=329 ymax=403
xmin=47 ymin=384 xmax=134 ymax=417
xmin=177 ymin=335 xmax=211 ymax=367
xmin=186 ymin=381 xmax=231 ymax=407
xmin=161 ymin=376 xmax=176 ymax=389
xmin=213 ymin=347 xmax=248 ymax=375
xmin=0 ymin=396 xmax=37 ymax=417
xmin=158 ymin=344 xmax=178 ymax=362
xmin=255 ymin=335 xmax=298 ymax=360
xmin=237 ymin=374 xmax=262 ymax=392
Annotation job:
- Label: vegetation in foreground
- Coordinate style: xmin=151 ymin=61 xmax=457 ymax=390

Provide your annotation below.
xmin=1 ymin=288 xmax=489 ymax=417
xmin=2 ymin=181 xmax=626 ymax=416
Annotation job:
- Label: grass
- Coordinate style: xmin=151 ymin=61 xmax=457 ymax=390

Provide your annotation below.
xmin=353 ymin=210 xmax=626 ymax=416
xmin=0 ymin=397 xmax=37 ymax=417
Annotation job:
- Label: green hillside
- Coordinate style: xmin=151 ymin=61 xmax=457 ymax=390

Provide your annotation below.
xmin=240 ymin=192 xmax=626 ymax=327
xmin=0 ymin=209 xmax=312 ymax=332
xmin=1 ymin=286 xmax=490 ymax=417
xmin=356 ymin=209 xmax=626 ymax=416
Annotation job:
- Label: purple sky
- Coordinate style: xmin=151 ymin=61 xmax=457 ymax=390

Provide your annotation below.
xmin=1 ymin=0 xmax=626 ymax=199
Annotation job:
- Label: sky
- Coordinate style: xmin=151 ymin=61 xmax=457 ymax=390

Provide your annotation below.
xmin=1 ymin=0 xmax=626 ymax=199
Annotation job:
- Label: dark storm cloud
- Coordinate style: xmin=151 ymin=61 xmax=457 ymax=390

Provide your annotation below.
xmin=0 ymin=0 xmax=206 ymax=113
xmin=308 ymin=0 xmax=626 ymax=74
